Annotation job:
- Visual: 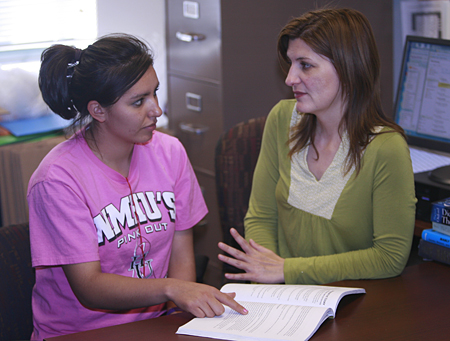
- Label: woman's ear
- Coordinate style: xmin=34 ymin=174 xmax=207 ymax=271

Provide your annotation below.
xmin=87 ymin=100 xmax=107 ymax=123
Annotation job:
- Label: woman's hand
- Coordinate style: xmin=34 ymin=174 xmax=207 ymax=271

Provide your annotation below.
xmin=218 ymin=228 xmax=285 ymax=283
xmin=166 ymin=279 xmax=248 ymax=318
xmin=166 ymin=228 xmax=247 ymax=317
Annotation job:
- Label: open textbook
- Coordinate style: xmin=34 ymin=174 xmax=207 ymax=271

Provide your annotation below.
xmin=176 ymin=283 xmax=365 ymax=341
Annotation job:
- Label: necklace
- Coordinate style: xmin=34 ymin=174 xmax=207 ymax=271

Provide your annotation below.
xmin=126 ymin=177 xmax=147 ymax=278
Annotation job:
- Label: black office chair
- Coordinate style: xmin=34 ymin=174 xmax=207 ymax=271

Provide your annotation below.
xmin=0 ymin=222 xmax=35 ymax=341
xmin=215 ymin=116 xmax=267 ymax=282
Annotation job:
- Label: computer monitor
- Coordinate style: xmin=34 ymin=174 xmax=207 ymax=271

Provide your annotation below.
xmin=394 ymin=35 xmax=450 ymax=185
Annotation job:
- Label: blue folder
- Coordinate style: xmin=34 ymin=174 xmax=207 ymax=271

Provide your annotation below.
xmin=0 ymin=115 xmax=72 ymax=137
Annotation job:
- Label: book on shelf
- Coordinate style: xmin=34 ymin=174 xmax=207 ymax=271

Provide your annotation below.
xmin=422 ymin=228 xmax=450 ymax=248
xmin=176 ymin=283 xmax=365 ymax=341
xmin=418 ymin=238 xmax=450 ymax=266
xmin=431 ymin=198 xmax=450 ymax=225
xmin=432 ymin=222 xmax=450 ymax=237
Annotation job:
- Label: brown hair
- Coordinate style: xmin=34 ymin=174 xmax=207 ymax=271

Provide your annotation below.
xmin=278 ymin=8 xmax=405 ymax=174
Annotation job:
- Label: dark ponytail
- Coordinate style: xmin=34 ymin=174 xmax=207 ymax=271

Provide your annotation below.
xmin=38 ymin=34 xmax=154 ymax=132
xmin=39 ymin=45 xmax=82 ymax=120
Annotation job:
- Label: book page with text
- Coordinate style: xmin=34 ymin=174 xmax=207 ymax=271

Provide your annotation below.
xmin=221 ymin=284 xmax=365 ymax=314
xmin=176 ymin=301 xmax=333 ymax=341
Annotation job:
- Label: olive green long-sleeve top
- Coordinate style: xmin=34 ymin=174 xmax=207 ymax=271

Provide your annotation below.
xmin=244 ymin=99 xmax=416 ymax=284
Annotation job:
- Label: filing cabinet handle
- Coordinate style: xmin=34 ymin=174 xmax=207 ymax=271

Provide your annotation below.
xmin=176 ymin=31 xmax=206 ymax=42
xmin=179 ymin=122 xmax=209 ymax=135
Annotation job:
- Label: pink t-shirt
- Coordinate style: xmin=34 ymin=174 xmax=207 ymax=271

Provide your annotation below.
xmin=27 ymin=130 xmax=208 ymax=340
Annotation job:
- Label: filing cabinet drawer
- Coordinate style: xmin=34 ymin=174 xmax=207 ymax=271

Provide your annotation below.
xmin=166 ymin=0 xmax=221 ymax=82
xmin=167 ymin=74 xmax=223 ymax=172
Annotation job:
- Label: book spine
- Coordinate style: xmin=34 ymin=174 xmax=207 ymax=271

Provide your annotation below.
xmin=418 ymin=239 xmax=450 ymax=266
xmin=422 ymin=229 xmax=450 ymax=248
xmin=432 ymin=222 xmax=450 ymax=237
xmin=430 ymin=203 xmax=450 ymax=225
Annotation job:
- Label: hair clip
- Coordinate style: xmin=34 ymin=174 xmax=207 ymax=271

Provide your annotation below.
xmin=67 ymin=61 xmax=80 ymax=69
xmin=66 ymin=61 xmax=80 ymax=81
xmin=66 ymin=60 xmax=80 ymax=79
xmin=67 ymin=100 xmax=78 ymax=113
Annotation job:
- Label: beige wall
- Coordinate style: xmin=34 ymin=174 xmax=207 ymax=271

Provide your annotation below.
xmin=96 ymin=0 xmax=168 ymax=111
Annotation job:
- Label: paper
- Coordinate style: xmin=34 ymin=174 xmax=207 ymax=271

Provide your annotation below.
xmin=409 ymin=146 xmax=450 ymax=173
xmin=176 ymin=284 xmax=365 ymax=341
xmin=178 ymin=303 xmax=332 ymax=341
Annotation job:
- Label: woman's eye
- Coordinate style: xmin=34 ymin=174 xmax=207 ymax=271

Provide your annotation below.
xmin=154 ymin=86 xmax=159 ymax=97
xmin=133 ymin=99 xmax=143 ymax=107
xmin=301 ymin=62 xmax=312 ymax=69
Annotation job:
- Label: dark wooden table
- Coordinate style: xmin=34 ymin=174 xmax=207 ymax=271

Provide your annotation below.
xmin=312 ymin=261 xmax=449 ymax=340
xmin=47 ymin=261 xmax=450 ymax=341
xmin=414 ymin=219 xmax=431 ymax=237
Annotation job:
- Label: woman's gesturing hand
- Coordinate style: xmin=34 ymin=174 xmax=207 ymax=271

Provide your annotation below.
xmin=217 ymin=228 xmax=285 ymax=283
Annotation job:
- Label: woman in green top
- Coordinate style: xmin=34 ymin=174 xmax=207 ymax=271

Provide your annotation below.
xmin=218 ymin=8 xmax=416 ymax=285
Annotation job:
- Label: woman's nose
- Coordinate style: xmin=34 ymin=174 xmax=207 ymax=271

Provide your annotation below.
xmin=285 ymin=66 xmax=300 ymax=87
xmin=148 ymin=99 xmax=163 ymax=117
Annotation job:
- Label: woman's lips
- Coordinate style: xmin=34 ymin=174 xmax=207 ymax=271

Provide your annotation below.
xmin=293 ymin=91 xmax=306 ymax=99
xmin=143 ymin=121 xmax=157 ymax=131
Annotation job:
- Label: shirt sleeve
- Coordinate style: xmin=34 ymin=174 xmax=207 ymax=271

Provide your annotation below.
xmin=284 ymin=132 xmax=417 ymax=284
xmin=28 ymin=180 xmax=100 ymax=267
xmin=244 ymin=101 xmax=288 ymax=253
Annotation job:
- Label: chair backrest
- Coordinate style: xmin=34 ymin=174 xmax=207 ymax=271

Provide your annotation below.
xmin=215 ymin=116 xmax=267 ymax=275
xmin=0 ymin=222 xmax=35 ymax=341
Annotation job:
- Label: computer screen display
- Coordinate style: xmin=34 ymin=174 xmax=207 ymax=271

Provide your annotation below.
xmin=394 ymin=35 xmax=450 ymax=154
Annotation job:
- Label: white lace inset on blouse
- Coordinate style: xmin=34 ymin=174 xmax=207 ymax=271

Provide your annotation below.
xmin=287 ymin=108 xmax=355 ymax=220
